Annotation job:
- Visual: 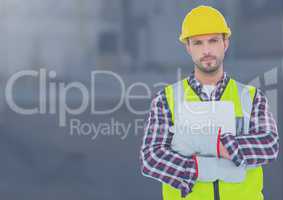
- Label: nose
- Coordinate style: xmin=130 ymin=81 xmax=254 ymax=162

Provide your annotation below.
xmin=202 ymin=42 xmax=212 ymax=55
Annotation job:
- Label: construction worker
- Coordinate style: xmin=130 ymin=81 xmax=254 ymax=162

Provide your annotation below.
xmin=140 ymin=5 xmax=279 ymax=200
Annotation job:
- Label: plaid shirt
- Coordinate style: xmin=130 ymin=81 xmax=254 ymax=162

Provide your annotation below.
xmin=140 ymin=72 xmax=279 ymax=197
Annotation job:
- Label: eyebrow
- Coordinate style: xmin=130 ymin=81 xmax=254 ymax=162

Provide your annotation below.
xmin=191 ymin=37 xmax=221 ymax=43
xmin=209 ymin=37 xmax=221 ymax=40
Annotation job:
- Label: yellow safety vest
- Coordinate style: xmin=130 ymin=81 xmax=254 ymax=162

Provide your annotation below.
xmin=162 ymin=78 xmax=264 ymax=200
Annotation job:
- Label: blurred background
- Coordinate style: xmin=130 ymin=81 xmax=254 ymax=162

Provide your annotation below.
xmin=0 ymin=0 xmax=282 ymax=199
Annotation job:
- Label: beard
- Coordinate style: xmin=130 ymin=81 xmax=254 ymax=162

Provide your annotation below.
xmin=194 ymin=55 xmax=223 ymax=74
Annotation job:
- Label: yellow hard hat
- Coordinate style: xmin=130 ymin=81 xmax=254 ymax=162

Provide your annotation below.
xmin=179 ymin=5 xmax=231 ymax=43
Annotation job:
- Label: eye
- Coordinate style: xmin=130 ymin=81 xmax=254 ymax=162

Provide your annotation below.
xmin=210 ymin=39 xmax=219 ymax=43
xmin=193 ymin=41 xmax=202 ymax=45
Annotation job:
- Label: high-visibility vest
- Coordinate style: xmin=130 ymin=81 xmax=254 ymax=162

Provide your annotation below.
xmin=162 ymin=78 xmax=263 ymax=200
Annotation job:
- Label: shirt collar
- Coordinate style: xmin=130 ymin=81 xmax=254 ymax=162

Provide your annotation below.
xmin=187 ymin=71 xmax=230 ymax=99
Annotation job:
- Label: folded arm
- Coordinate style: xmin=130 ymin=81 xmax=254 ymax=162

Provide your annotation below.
xmin=221 ymin=89 xmax=279 ymax=167
xmin=140 ymin=91 xmax=198 ymax=197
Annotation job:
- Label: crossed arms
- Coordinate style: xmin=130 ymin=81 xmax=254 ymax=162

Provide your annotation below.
xmin=140 ymin=89 xmax=279 ymax=197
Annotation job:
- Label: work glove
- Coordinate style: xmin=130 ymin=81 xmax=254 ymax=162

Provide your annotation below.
xmin=197 ymin=156 xmax=246 ymax=183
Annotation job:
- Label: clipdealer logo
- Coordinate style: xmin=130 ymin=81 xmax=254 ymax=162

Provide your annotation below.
xmin=4 ymin=66 xmax=281 ymax=140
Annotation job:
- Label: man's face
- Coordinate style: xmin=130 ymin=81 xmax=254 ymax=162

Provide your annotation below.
xmin=186 ymin=33 xmax=229 ymax=74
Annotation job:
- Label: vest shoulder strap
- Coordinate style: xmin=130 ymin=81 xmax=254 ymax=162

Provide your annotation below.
xmin=165 ymin=80 xmax=184 ymax=123
xmin=235 ymin=81 xmax=256 ymax=134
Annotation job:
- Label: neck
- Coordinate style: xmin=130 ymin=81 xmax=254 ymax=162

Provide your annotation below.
xmin=194 ymin=66 xmax=224 ymax=85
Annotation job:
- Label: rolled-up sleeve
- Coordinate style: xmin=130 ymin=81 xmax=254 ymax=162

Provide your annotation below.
xmin=221 ymin=89 xmax=279 ymax=167
xmin=140 ymin=90 xmax=198 ymax=197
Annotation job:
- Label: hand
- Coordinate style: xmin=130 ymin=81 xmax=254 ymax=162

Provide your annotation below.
xmin=219 ymin=142 xmax=231 ymax=160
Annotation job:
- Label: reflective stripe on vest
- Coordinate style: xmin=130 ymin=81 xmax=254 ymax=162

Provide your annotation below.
xmin=162 ymin=78 xmax=263 ymax=200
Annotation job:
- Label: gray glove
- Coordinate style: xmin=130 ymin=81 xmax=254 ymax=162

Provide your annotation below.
xmin=197 ymin=156 xmax=246 ymax=183
xmin=170 ymin=124 xmax=220 ymax=157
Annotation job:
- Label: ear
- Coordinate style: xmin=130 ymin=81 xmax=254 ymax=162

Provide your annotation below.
xmin=224 ymin=38 xmax=230 ymax=52
xmin=185 ymin=40 xmax=191 ymax=55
